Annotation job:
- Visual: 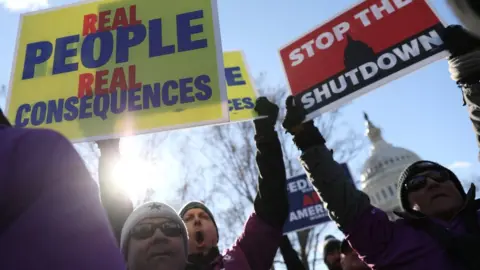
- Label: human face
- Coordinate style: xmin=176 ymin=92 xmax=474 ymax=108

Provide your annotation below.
xmin=127 ymin=217 xmax=186 ymax=270
xmin=407 ymin=170 xmax=463 ymax=220
xmin=325 ymin=250 xmax=341 ymax=270
xmin=182 ymin=208 xmax=218 ymax=255
xmin=341 ymin=250 xmax=369 ymax=270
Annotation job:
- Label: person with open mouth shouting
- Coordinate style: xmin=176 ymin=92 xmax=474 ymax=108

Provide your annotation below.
xmin=179 ymin=97 xmax=290 ymax=270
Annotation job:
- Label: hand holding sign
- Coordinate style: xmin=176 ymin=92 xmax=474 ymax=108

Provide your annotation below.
xmin=447 ymin=0 xmax=480 ymax=38
xmin=254 ymin=97 xmax=278 ymax=126
xmin=283 ymin=96 xmax=326 ymax=151
xmin=282 ymin=96 xmax=307 ymax=135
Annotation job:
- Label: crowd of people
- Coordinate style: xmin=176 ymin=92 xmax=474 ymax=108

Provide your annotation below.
xmin=2 ymin=21 xmax=480 ymax=269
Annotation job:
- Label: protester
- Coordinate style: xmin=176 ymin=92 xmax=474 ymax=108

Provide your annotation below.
xmin=322 ymin=235 xmax=342 ymax=270
xmin=178 ymin=97 xmax=289 ymax=269
xmin=340 ymin=239 xmax=370 ymax=270
xmin=0 ymin=109 xmax=126 ymax=270
xmin=282 ymin=96 xmax=480 ymax=270
xmin=443 ymin=25 xmax=480 ymax=161
xmin=279 ymin=235 xmax=306 ymax=270
xmin=120 ymin=202 xmax=189 ymax=270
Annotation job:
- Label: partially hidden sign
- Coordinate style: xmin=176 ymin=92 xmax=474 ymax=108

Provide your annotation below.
xmin=7 ymin=0 xmax=228 ymax=142
xmin=279 ymin=0 xmax=448 ymax=120
xmin=283 ymin=163 xmax=354 ymax=234
xmin=224 ymin=51 xmax=259 ymax=122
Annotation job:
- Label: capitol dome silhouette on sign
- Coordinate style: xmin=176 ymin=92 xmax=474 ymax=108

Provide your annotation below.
xmin=360 ymin=113 xmax=421 ymax=220
xmin=343 ymin=35 xmax=377 ymax=71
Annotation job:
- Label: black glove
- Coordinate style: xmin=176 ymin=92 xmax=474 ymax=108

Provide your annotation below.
xmin=443 ymin=25 xmax=480 ymax=59
xmin=253 ymin=97 xmax=279 ymax=135
xmin=282 ymin=96 xmax=325 ymax=151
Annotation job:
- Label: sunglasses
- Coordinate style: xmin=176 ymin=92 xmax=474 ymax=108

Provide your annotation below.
xmin=130 ymin=221 xmax=183 ymax=240
xmin=404 ymin=170 xmax=449 ymax=192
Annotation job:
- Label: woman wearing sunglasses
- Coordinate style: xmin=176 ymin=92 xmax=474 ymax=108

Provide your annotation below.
xmin=120 ymin=202 xmax=189 ymax=270
xmin=282 ymin=96 xmax=480 ymax=270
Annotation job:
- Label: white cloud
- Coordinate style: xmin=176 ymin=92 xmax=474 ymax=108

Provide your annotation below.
xmin=0 ymin=0 xmax=48 ymax=11
xmin=448 ymin=161 xmax=472 ymax=170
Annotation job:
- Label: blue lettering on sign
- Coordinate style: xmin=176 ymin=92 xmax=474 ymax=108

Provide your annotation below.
xmin=176 ymin=10 xmax=208 ymax=52
xmin=82 ymin=31 xmax=114 ymax=69
xmin=283 ymin=167 xmax=354 ymax=234
xmin=53 ymin=35 xmax=79 ymax=75
xmin=225 ymin=66 xmax=246 ymax=86
xmin=14 ymin=75 xmax=213 ymax=127
xmin=21 ymin=10 xmax=209 ymax=80
xmin=228 ymin=97 xmax=254 ymax=111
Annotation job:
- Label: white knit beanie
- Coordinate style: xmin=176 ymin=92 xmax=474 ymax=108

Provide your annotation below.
xmin=120 ymin=202 xmax=189 ymax=256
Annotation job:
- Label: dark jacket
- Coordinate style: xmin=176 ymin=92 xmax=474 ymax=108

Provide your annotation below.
xmin=186 ymin=212 xmax=283 ymax=270
xmin=184 ymin=124 xmax=288 ymax=270
xmin=299 ymin=141 xmax=480 ymax=270
xmin=279 ymin=235 xmax=306 ymax=270
xmin=97 ymin=141 xmax=133 ymax=245
xmin=444 ymin=25 xmax=480 ymax=160
xmin=0 ymin=127 xmax=125 ymax=269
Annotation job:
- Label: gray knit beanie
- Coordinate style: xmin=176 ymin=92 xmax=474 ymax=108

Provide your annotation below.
xmin=120 ymin=202 xmax=189 ymax=257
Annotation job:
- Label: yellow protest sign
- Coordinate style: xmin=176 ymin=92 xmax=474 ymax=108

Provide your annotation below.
xmin=224 ymin=51 xmax=259 ymax=122
xmin=6 ymin=0 xmax=228 ymax=142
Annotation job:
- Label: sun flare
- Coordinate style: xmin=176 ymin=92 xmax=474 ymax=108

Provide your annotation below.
xmin=113 ymin=157 xmax=155 ymax=204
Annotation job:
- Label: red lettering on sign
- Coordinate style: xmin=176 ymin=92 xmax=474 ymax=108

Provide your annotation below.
xmin=77 ymin=65 xmax=142 ymax=97
xmin=82 ymin=5 xmax=142 ymax=36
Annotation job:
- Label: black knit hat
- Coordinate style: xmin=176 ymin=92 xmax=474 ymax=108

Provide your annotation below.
xmin=179 ymin=201 xmax=219 ymax=241
xmin=0 ymin=109 xmax=11 ymax=127
xmin=340 ymin=239 xmax=352 ymax=254
xmin=323 ymin=235 xmax=341 ymax=257
xmin=398 ymin=160 xmax=465 ymax=217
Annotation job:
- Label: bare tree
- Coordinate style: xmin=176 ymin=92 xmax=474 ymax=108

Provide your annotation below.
xmin=174 ymin=74 xmax=365 ymax=268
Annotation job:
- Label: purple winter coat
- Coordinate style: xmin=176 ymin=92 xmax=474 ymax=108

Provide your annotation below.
xmin=210 ymin=212 xmax=283 ymax=270
xmin=0 ymin=126 xmax=126 ymax=270
xmin=300 ymin=143 xmax=478 ymax=270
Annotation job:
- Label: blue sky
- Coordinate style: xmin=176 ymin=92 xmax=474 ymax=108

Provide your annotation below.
xmin=1 ymin=0 xmax=478 ymax=179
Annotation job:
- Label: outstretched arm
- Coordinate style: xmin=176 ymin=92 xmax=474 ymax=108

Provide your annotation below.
xmin=444 ymin=25 xmax=480 ymax=161
xmin=97 ymin=139 xmax=133 ymax=244
xmin=230 ymin=97 xmax=289 ymax=270
xmin=252 ymin=97 xmax=289 ymax=229
xmin=282 ymin=96 xmax=414 ymax=268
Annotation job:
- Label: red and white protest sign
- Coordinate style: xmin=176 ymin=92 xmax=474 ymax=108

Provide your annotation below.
xmin=279 ymin=0 xmax=448 ymax=119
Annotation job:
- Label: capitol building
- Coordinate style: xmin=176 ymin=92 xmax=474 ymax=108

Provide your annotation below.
xmin=360 ymin=113 xmax=421 ymax=220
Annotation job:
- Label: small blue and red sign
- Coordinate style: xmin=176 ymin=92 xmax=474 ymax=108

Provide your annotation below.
xmin=283 ymin=163 xmax=354 ymax=234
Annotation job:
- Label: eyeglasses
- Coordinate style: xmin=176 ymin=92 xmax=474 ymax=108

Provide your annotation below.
xmin=404 ymin=170 xmax=449 ymax=192
xmin=130 ymin=221 xmax=183 ymax=240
